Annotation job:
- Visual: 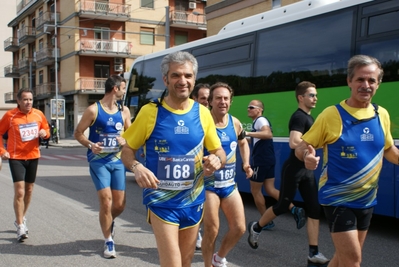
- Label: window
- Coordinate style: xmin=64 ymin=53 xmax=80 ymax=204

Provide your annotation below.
xmin=94 ymin=61 xmax=110 ymax=78
xmin=140 ymin=27 xmax=154 ymax=45
xmin=22 ymin=48 xmax=26 ymax=59
xmin=94 ymin=27 xmax=110 ymax=51
xmin=22 ymin=77 xmax=26 ymax=89
xmin=39 ymin=70 xmax=43 ymax=84
xmin=94 ymin=27 xmax=110 ymax=40
xmin=174 ymin=31 xmax=188 ymax=46
xmin=141 ymin=0 xmax=154 ymax=8
xmin=39 ymin=39 xmax=44 ymax=50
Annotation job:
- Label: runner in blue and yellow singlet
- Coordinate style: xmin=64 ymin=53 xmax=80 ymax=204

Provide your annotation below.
xmin=296 ymin=55 xmax=399 ymax=267
xmin=75 ymin=75 xmax=131 ymax=259
xmin=201 ymin=82 xmax=253 ymax=267
xmin=121 ymin=51 xmax=226 ymax=267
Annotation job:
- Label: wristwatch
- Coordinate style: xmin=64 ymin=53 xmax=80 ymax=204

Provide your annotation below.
xmin=88 ymin=143 xmax=92 ymax=150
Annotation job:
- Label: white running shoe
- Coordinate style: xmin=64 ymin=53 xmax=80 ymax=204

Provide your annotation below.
xmin=17 ymin=225 xmax=27 ymax=242
xmin=212 ymin=253 xmax=228 ymax=267
xmin=104 ymin=241 xmax=116 ymax=259
xmin=14 ymin=217 xmax=28 ymax=235
xmin=247 ymin=221 xmax=261 ymax=249
xmin=308 ymin=252 xmax=329 ymax=264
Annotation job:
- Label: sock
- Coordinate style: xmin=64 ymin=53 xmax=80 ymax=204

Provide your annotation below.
xmin=309 ymin=245 xmax=319 ymax=257
xmin=253 ymin=222 xmax=263 ymax=233
xmin=214 ymin=252 xmax=224 ymax=262
xmin=291 ymin=206 xmax=296 ymax=215
xmin=105 ymin=237 xmax=113 ymax=243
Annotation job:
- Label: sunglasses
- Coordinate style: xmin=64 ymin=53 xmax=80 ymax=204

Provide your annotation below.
xmin=247 ymin=105 xmax=260 ymax=110
xmin=303 ymin=93 xmax=317 ymax=98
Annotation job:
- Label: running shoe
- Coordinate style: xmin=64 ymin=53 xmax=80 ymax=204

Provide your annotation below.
xmin=212 ymin=253 xmax=228 ymax=267
xmin=111 ymin=221 xmax=115 ymax=239
xmin=247 ymin=221 xmax=261 ymax=249
xmin=104 ymin=241 xmax=116 ymax=259
xmin=14 ymin=217 xmax=28 ymax=234
xmin=292 ymin=206 xmax=306 ymax=229
xmin=308 ymin=252 xmax=329 ymax=264
xmin=262 ymin=221 xmax=275 ymax=230
xmin=196 ymin=230 xmax=202 ymax=250
xmin=17 ymin=225 xmax=27 ymax=242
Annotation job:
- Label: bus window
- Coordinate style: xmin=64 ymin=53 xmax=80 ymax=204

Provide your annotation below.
xmin=255 ymin=9 xmax=353 ymax=91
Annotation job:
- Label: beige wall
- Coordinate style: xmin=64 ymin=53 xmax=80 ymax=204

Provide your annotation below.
xmin=206 ymin=0 xmax=300 ymax=36
xmin=0 ymin=1 xmax=17 ymax=117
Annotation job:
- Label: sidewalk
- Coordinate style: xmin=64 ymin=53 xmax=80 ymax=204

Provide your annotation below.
xmin=48 ymin=138 xmax=82 ymax=148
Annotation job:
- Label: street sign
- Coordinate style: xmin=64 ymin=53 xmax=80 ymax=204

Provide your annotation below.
xmin=51 ymin=99 xmax=65 ymax=120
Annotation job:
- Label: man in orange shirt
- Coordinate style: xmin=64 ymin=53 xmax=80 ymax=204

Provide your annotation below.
xmin=0 ymin=88 xmax=50 ymax=242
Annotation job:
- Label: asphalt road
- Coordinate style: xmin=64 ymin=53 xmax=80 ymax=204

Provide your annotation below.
xmin=0 ymin=146 xmax=398 ymax=267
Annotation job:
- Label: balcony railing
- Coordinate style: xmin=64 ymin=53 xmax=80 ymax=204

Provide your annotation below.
xmin=78 ymin=0 xmax=131 ymax=20
xmin=18 ymin=58 xmax=36 ymax=74
xmin=4 ymin=64 xmax=20 ymax=78
xmin=36 ymin=47 xmax=59 ymax=66
xmin=18 ymin=26 xmax=36 ymax=44
xmin=36 ymin=11 xmax=60 ymax=31
xmin=170 ymin=11 xmax=207 ymax=29
xmin=80 ymin=38 xmax=132 ymax=55
xmin=35 ymin=83 xmax=59 ymax=99
xmin=4 ymin=37 xmax=19 ymax=52
xmin=78 ymin=77 xmax=106 ymax=92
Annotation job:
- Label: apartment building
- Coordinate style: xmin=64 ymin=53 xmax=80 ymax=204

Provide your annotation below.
xmin=205 ymin=0 xmax=300 ymax=36
xmin=0 ymin=2 xmax=17 ymax=118
xmin=3 ymin=0 xmax=207 ymax=138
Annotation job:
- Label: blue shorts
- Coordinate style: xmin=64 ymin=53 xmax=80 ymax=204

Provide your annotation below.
xmin=148 ymin=204 xmax=204 ymax=230
xmin=205 ymin=184 xmax=237 ymax=199
xmin=89 ymin=161 xmax=126 ymax=191
xmin=249 ymin=165 xmax=275 ymax=182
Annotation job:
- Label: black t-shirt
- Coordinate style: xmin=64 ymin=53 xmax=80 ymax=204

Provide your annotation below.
xmin=288 ymin=108 xmax=314 ymax=161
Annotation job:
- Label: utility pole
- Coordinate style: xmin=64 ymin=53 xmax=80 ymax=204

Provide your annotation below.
xmin=54 ymin=0 xmax=59 ymax=143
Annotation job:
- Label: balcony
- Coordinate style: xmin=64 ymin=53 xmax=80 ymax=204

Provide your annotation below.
xmin=36 ymin=12 xmax=60 ymax=32
xmin=18 ymin=26 xmax=37 ymax=44
xmin=4 ymin=64 xmax=20 ymax=78
xmin=77 ymin=77 xmax=106 ymax=94
xmin=35 ymin=47 xmax=59 ymax=67
xmin=4 ymin=37 xmax=19 ymax=52
xmin=170 ymin=11 xmax=207 ymax=30
xmin=4 ymin=91 xmax=17 ymax=104
xmin=18 ymin=58 xmax=36 ymax=75
xmin=35 ymin=83 xmax=60 ymax=100
xmin=77 ymin=0 xmax=131 ymax=21
xmin=79 ymin=38 xmax=132 ymax=57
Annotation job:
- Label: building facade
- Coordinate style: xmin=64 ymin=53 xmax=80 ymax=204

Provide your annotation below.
xmin=205 ymin=0 xmax=300 ymax=36
xmin=0 ymin=2 xmax=17 ymax=118
xmin=3 ymin=0 xmax=207 ymax=138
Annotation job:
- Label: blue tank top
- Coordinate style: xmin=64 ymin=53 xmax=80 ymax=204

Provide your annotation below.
xmin=87 ymin=102 xmax=124 ymax=164
xmin=319 ymin=104 xmax=385 ymax=208
xmin=143 ymin=101 xmax=206 ymax=208
xmin=204 ymin=114 xmax=237 ymax=189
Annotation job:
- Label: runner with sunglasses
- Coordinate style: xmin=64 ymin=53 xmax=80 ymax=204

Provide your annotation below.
xmin=246 ymin=100 xmax=304 ymax=231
